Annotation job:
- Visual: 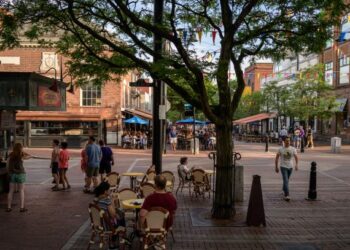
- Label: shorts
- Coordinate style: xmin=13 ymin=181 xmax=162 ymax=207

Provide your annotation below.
xmin=51 ymin=162 xmax=59 ymax=174
xmin=170 ymin=137 xmax=177 ymax=144
xmin=10 ymin=173 xmax=26 ymax=184
xmin=86 ymin=167 xmax=99 ymax=177
xmin=99 ymin=163 xmax=111 ymax=174
xmin=59 ymin=168 xmax=68 ymax=174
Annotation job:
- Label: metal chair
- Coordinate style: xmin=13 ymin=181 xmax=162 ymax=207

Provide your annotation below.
xmin=175 ymin=166 xmax=191 ymax=196
xmin=87 ymin=203 xmax=126 ymax=250
xmin=161 ymin=171 xmax=175 ymax=192
xmin=106 ymin=172 xmax=120 ymax=193
xmin=191 ymin=169 xmax=211 ymax=199
xmin=140 ymin=207 xmax=169 ymax=250
xmin=140 ymin=182 xmax=155 ymax=198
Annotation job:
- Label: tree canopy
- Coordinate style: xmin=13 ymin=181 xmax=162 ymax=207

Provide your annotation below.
xmin=0 ymin=0 xmax=346 ymax=125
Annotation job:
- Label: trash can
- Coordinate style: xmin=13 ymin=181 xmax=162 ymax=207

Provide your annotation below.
xmin=331 ymin=137 xmax=341 ymax=153
xmin=190 ymin=138 xmax=199 ymax=154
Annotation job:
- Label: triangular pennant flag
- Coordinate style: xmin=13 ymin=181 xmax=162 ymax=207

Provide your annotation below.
xmin=49 ymin=79 xmax=58 ymax=92
xmin=338 ymin=32 xmax=346 ymax=42
xmin=348 ymin=15 xmax=350 ymax=22
xmin=196 ymin=27 xmax=203 ymax=43
xmin=299 ymin=72 xmax=303 ymax=79
xmin=212 ymin=30 xmax=217 ymax=45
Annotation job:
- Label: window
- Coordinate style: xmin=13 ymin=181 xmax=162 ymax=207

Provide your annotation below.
xmin=341 ymin=13 xmax=350 ymax=41
xmin=324 ymin=62 xmax=333 ymax=85
xmin=80 ymin=84 xmax=102 ymax=106
xmin=339 ymin=56 xmax=350 ymax=85
xmin=325 ymin=27 xmax=334 ymax=49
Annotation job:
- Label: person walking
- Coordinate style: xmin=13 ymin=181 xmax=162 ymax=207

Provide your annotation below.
xmin=275 ymin=137 xmax=298 ymax=201
xmin=307 ymin=126 xmax=314 ymax=148
xmin=59 ymin=142 xmax=71 ymax=190
xmin=169 ymin=126 xmax=177 ymax=151
xmin=6 ymin=143 xmax=33 ymax=212
xmin=98 ymin=139 xmax=114 ymax=182
xmin=279 ymin=126 xmax=288 ymax=146
xmin=51 ymin=139 xmax=61 ymax=191
xmin=84 ymin=136 xmax=102 ymax=193
xmin=293 ymin=126 xmax=301 ymax=149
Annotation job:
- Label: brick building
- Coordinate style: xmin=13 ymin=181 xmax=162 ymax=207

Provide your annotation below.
xmin=243 ymin=63 xmax=273 ymax=92
xmin=0 ymin=46 xmax=142 ymax=147
xmin=319 ymin=10 xmax=350 ymax=140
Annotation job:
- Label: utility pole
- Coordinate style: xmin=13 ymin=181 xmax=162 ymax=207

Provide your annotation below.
xmin=152 ymin=0 xmax=164 ymax=174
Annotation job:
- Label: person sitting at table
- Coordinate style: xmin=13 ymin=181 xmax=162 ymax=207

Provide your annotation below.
xmin=178 ymin=157 xmax=192 ymax=180
xmin=94 ymin=182 xmax=126 ymax=248
xmin=139 ymin=175 xmax=177 ymax=230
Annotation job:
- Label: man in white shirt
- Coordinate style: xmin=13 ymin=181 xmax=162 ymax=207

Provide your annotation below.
xmin=275 ymin=137 xmax=298 ymax=201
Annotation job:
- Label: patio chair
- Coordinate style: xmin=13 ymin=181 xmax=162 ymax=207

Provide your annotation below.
xmin=140 ymin=207 xmax=169 ymax=250
xmin=140 ymin=182 xmax=155 ymax=198
xmin=117 ymin=188 xmax=138 ymax=221
xmin=87 ymin=203 xmax=126 ymax=250
xmin=161 ymin=171 xmax=175 ymax=192
xmin=106 ymin=172 xmax=120 ymax=193
xmin=191 ymin=169 xmax=211 ymax=199
xmin=175 ymin=165 xmax=191 ymax=196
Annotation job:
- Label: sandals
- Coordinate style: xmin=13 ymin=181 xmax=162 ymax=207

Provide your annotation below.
xmin=20 ymin=208 xmax=28 ymax=213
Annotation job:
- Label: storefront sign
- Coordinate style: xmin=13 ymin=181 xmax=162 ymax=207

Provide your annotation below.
xmin=38 ymin=85 xmax=61 ymax=107
xmin=0 ymin=110 xmax=16 ymax=129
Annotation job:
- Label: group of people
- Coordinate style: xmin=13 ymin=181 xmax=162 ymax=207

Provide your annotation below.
xmin=278 ymin=125 xmax=314 ymax=149
xmin=93 ymin=172 xmax=177 ymax=249
xmin=121 ymin=131 xmax=148 ymax=149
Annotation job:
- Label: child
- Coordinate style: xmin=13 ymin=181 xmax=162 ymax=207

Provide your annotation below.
xmin=59 ymin=142 xmax=71 ymax=190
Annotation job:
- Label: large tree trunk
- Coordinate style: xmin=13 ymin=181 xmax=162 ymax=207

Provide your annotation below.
xmin=212 ymin=122 xmax=235 ymax=219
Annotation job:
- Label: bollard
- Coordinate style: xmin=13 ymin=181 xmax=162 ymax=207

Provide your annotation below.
xmin=265 ymin=135 xmax=269 ymax=152
xmin=301 ymin=138 xmax=305 ymax=153
xmin=306 ymin=162 xmax=317 ymax=201
xmin=246 ymin=175 xmax=266 ymax=227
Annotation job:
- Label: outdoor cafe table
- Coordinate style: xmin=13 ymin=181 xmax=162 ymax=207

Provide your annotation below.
xmin=147 ymin=180 xmax=172 ymax=187
xmin=122 ymin=172 xmax=145 ymax=189
xmin=122 ymin=198 xmax=145 ymax=222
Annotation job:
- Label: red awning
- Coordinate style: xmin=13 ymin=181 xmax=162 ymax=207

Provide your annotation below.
xmin=233 ymin=112 xmax=277 ymax=125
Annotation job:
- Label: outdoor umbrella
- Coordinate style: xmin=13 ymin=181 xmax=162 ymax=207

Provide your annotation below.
xmin=175 ymin=118 xmax=206 ymax=125
xmin=123 ymin=116 xmax=148 ymax=125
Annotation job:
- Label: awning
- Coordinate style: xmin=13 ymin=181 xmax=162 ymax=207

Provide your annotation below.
xmin=335 ymin=98 xmax=348 ymax=112
xmin=123 ymin=108 xmax=152 ymax=120
xmin=233 ymin=112 xmax=277 ymax=125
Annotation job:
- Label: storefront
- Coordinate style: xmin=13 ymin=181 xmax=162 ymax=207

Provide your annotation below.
xmin=0 ymin=72 xmax=66 ymax=155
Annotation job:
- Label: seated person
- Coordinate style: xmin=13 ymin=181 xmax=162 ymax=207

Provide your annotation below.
xmin=139 ymin=175 xmax=177 ymax=231
xmin=178 ymin=157 xmax=192 ymax=180
xmin=94 ymin=182 xmax=126 ymax=230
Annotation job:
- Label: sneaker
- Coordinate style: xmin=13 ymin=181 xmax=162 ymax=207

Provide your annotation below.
xmin=284 ymin=196 xmax=291 ymax=201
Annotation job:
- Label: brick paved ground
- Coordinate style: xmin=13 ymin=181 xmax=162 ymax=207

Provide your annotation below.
xmin=0 ymin=142 xmax=349 ymax=249
xmin=66 ymin=142 xmax=350 ymax=250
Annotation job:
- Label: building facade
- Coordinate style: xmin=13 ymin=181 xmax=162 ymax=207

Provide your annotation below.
xmin=243 ymin=63 xmax=273 ymax=92
xmin=0 ymin=46 xmax=149 ymax=147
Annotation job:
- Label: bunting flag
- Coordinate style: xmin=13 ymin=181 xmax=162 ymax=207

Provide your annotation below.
xmin=49 ymin=79 xmax=58 ymax=92
xmin=348 ymin=15 xmax=350 ymax=22
xmin=212 ymin=30 xmax=217 ymax=45
xmin=196 ymin=27 xmax=203 ymax=43
xmin=299 ymin=72 xmax=303 ymax=79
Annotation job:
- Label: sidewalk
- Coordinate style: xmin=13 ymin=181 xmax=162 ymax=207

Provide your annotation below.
xmin=65 ymin=144 xmax=350 ymax=250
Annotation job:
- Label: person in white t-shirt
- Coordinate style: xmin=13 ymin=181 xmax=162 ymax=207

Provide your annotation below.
xmin=275 ymin=137 xmax=299 ymax=201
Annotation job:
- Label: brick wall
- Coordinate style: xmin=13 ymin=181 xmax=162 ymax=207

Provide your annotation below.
xmin=0 ymin=47 xmax=127 ymax=124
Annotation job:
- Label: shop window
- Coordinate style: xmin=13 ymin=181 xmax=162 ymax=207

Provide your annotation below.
xmin=80 ymin=84 xmax=102 ymax=107
xmin=16 ymin=121 xmax=25 ymax=136
xmin=30 ymin=121 xmax=99 ymax=136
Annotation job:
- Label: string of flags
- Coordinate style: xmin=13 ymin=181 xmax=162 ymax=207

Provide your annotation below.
xmin=177 ymin=26 xmax=218 ymax=45
xmin=227 ymin=71 xmax=350 ymax=80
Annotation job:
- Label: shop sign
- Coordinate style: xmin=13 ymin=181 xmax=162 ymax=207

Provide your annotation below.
xmin=38 ymin=85 xmax=61 ymax=107
xmin=0 ymin=111 xmax=16 ymax=129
